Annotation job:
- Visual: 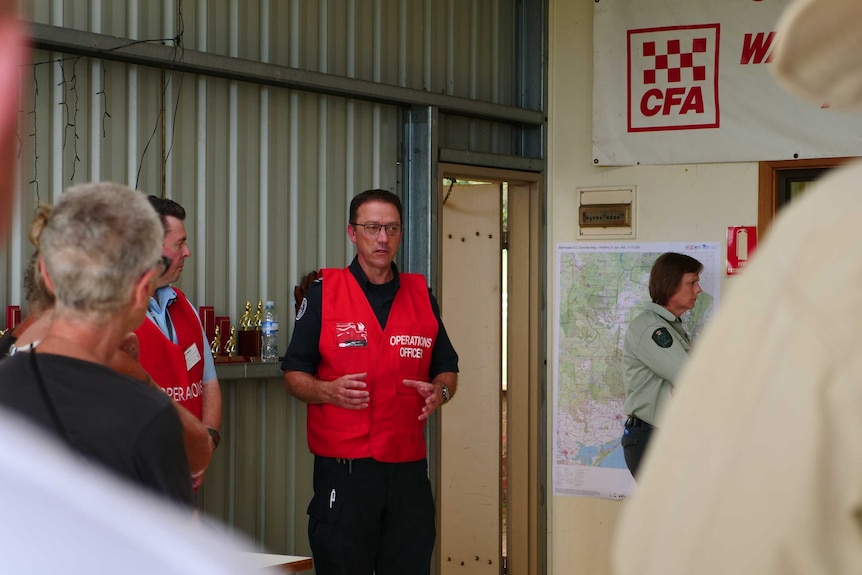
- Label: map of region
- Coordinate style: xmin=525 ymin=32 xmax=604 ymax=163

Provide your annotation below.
xmin=553 ymin=242 xmax=719 ymax=499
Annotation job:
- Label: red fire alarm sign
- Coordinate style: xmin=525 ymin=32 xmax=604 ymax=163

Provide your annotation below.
xmin=726 ymin=226 xmax=757 ymax=275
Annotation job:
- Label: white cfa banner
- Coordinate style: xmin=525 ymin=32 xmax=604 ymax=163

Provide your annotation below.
xmin=592 ymin=0 xmax=862 ymax=166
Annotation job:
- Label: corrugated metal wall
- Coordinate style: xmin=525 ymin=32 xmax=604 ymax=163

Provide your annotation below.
xmin=5 ymin=0 xmax=527 ymax=560
xmin=9 ymin=0 xmax=519 ymax=321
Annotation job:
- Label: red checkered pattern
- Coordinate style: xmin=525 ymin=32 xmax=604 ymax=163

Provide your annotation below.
xmin=641 ymin=38 xmax=708 ymax=85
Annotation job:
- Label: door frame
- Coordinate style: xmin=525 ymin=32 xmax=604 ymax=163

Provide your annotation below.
xmin=435 ymin=163 xmax=545 ymax=575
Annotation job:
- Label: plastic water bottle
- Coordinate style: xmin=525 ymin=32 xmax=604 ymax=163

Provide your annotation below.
xmin=261 ymin=300 xmax=279 ymax=363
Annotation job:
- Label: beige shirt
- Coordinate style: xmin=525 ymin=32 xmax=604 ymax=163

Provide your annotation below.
xmin=613 ymin=160 xmax=862 ymax=575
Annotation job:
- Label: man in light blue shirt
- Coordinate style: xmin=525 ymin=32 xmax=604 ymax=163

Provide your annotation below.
xmin=147 ymin=286 xmax=219 ymax=388
xmin=136 ymin=196 xmax=222 ymax=489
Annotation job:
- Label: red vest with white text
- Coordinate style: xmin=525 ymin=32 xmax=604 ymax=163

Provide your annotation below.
xmin=135 ymin=288 xmax=205 ymax=420
xmin=308 ymin=267 xmax=439 ymax=462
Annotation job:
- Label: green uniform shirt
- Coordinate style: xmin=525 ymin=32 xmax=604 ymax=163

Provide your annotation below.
xmin=622 ymin=302 xmax=692 ymax=426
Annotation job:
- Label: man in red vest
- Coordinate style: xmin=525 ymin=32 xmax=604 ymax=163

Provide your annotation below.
xmin=136 ymin=196 xmax=223 ymax=489
xmin=283 ymin=189 xmax=459 ymax=575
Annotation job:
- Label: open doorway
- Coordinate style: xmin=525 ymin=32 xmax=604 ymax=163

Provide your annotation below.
xmin=436 ymin=165 xmax=543 ymax=575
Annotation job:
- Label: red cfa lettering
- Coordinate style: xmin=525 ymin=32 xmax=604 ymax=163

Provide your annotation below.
xmin=640 ymin=87 xmax=705 ymax=117
xmin=740 ymin=32 xmax=774 ymax=64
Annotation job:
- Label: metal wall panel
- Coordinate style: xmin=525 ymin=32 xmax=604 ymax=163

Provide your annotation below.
xmin=197 ymin=374 xmax=313 ymax=556
xmin=9 ymin=46 xmax=399 ymax=333
xmin=23 ymin=0 xmax=517 ymax=104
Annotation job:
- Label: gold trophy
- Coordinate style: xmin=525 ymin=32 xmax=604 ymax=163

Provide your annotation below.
xmin=239 ymin=300 xmax=253 ymax=330
xmin=238 ymin=298 xmax=263 ymax=359
xmin=225 ymin=325 xmax=238 ymax=357
xmin=252 ymin=300 xmax=263 ymax=328
xmin=210 ymin=325 xmax=221 ymax=355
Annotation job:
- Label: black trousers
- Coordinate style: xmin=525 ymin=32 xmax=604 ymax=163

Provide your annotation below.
xmin=307 ymin=456 xmax=436 ymax=575
xmin=621 ymin=416 xmax=655 ymax=479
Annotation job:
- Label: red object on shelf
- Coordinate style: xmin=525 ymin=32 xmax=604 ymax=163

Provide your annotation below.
xmin=5 ymin=305 xmax=20 ymax=331
xmin=215 ymin=316 xmax=231 ymax=356
xmin=199 ymin=306 xmax=215 ymax=344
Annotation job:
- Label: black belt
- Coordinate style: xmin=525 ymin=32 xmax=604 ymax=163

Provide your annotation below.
xmin=625 ymin=416 xmax=655 ymax=429
xmin=320 ymin=456 xmax=373 ymax=474
xmin=315 ymin=456 xmax=424 ymax=475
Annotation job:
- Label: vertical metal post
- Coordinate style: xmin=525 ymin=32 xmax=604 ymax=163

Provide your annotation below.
xmin=400 ymin=103 xmax=441 ymax=573
xmin=517 ymin=0 xmax=547 ymax=160
xmin=401 ymin=105 xmax=438 ymax=284
xmin=517 ymin=3 xmax=548 ymax=574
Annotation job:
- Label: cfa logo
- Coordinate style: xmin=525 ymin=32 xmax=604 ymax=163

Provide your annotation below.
xmin=627 ymin=24 xmax=720 ymax=133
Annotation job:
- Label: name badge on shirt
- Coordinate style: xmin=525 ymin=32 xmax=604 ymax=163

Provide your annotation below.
xmin=184 ymin=344 xmax=202 ymax=371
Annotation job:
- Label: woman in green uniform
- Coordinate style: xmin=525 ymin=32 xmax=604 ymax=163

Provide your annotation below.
xmin=621 ymin=252 xmax=702 ymax=478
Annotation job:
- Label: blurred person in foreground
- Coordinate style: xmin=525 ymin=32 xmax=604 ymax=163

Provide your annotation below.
xmin=0 ymin=0 xmax=24 ymax=239
xmin=0 ymin=182 xmax=193 ymax=506
xmin=613 ymin=0 xmax=862 ymax=573
xmin=621 ymin=252 xmax=702 ymax=478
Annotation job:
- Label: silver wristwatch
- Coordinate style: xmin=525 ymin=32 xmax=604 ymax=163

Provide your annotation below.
xmin=436 ymin=383 xmax=451 ymax=404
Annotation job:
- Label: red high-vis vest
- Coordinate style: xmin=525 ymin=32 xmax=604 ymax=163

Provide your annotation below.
xmin=136 ymin=288 xmax=205 ymax=420
xmin=308 ymin=267 xmax=438 ymax=462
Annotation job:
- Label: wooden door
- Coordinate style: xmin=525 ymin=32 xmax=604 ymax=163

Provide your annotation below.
xmin=440 ymin=182 xmax=502 ymax=574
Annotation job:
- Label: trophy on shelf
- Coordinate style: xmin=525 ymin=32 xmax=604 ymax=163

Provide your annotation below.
xmin=225 ymin=325 xmax=238 ymax=357
xmin=213 ymin=315 xmax=244 ymax=362
xmin=238 ymin=298 xmax=263 ymax=360
xmin=209 ymin=303 xmax=260 ymax=363
xmin=210 ymin=325 xmax=221 ymax=355
xmin=252 ymin=300 xmax=263 ymax=328
xmin=239 ymin=300 xmax=253 ymax=330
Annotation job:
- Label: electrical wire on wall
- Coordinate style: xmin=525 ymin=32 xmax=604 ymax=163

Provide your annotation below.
xmin=133 ymin=0 xmax=186 ymax=193
xmin=23 ymin=0 xmax=187 ymax=199
xmin=58 ymin=57 xmax=81 ymax=180
xmin=27 ymin=63 xmax=39 ymax=203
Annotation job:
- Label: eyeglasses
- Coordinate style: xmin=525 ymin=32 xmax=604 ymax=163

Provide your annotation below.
xmin=156 ymin=256 xmax=171 ymax=276
xmin=351 ymin=222 xmax=403 ymax=237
